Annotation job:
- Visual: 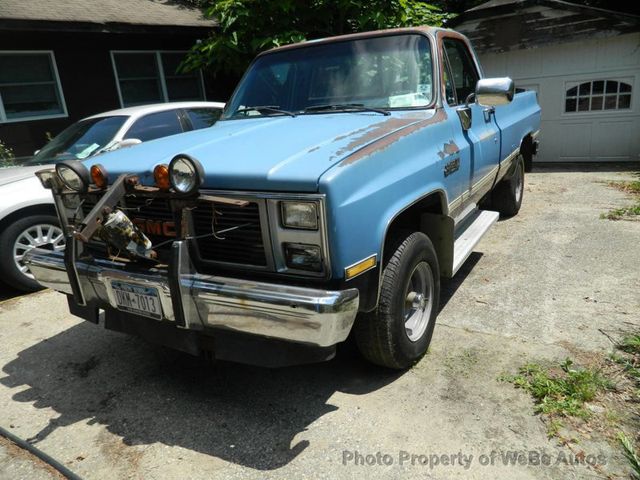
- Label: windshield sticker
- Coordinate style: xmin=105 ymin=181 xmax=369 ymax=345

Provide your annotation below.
xmin=76 ymin=143 xmax=100 ymax=159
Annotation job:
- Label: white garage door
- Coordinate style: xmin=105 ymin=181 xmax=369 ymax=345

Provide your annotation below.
xmin=479 ymin=33 xmax=640 ymax=162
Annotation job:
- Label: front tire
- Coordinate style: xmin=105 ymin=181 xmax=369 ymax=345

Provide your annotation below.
xmin=355 ymin=232 xmax=440 ymax=369
xmin=0 ymin=215 xmax=65 ymax=292
xmin=492 ymin=154 xmax=525 ymax=217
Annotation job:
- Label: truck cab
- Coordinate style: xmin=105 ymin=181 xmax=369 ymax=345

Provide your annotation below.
xmin=26 ymin=27 xmax=540 ymax=369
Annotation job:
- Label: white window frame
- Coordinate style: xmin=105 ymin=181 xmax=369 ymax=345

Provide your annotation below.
xmin=562 ymin=77 xmax=634 ymax=117
xmin=0 ymin=50 xmax=68 ymax=124
xmin=110 ymin=50 xmax=206 ymax=108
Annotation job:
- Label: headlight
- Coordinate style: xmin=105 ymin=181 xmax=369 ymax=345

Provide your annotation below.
xmin=169 ymin=155 xmax=204 ymax=194
xmin=55 ymin=160 xmax=90 ymax=192
xmin=35 ymin=168 xmax=57 ymax=189
xmin=280 ymin=201 xmax=318 ymax=230
xmin=284 ymin=243 xmax=322 ymax=271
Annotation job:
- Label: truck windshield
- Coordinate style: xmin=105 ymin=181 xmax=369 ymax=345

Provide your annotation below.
xmin=223 ymin=34 xmax=434 ymax=119
xmin=24 ymin=115 xmax=128 ymax=166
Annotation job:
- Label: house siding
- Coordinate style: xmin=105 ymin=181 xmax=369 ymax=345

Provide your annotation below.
xmin=0 ymin=29 xmax=227 ymax=156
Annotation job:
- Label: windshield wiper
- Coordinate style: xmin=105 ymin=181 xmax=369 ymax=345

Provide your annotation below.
xmin=234 ymin=105 xmax=296 ymax=117
xmin=303 ymin=103 xmax=390 ymax=116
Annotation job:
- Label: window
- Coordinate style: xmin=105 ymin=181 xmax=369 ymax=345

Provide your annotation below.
xmin=185 ymin=107 xmax=222 ymax=129
xmin=442 ymin=38 xmax=479 ymax=105
xmin=0 ymin=52 xmax=66 ymax=123
xmin=565 ymin=80 xmax=632 ymax=113
xmin=111 ymin=51 xmax=205 ymax=107
xmin=27 ymin=116 xmax=128 ymax=165
xmin=124 ymin=110 xmax=184 ymax=142
xmin=223 ymin=34 xmax=434 ymax=118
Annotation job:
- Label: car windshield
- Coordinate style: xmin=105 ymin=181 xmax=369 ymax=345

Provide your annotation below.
xmin=24 ymin=115 xmax=128 ymax=165
xmin=222 ymin=34 xmax=434 ymax=119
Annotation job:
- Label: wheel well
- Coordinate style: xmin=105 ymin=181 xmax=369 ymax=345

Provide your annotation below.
xmin=384 ymin=192 xmax=446 ymax=264
xmin=520 ymin=134 xmax=534 ymax=172
xmin=0 ymin=204 xmax=58 ymax=232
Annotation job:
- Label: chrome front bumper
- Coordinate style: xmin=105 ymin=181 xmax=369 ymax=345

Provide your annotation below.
xmin=24 ymin=242 xmax=359 ymax=347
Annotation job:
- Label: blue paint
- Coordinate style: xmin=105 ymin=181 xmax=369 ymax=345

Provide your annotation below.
xmin=86 ymin=31 xmax=541 ymax=283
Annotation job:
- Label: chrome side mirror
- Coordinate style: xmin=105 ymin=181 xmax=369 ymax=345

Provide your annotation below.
xmin=475 ymin=77 xmax=515 ymax=107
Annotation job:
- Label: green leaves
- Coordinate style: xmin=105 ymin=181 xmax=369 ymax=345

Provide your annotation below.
xmin=183 ymin=0 xmax=448 ymax=76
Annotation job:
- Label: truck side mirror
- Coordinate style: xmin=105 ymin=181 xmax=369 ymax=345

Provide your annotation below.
xmin=475 ymin=77 xmax=515 ymax=107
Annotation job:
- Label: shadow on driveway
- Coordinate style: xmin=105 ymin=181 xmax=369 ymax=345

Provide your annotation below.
xmin=0 ymin=250 xmax=481 ymax=469
xmin=0 ymin=323 xmax=402 ymax=470
xmin=0 ymin=284 xmax=27 ymax=302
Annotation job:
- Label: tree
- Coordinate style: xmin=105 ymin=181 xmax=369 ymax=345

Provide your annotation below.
xmin=182 ymin=0 xmax=449 ymax=76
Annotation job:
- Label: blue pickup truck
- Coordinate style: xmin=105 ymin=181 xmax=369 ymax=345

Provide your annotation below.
xmin=27 ymin=27 xmax=540 ymax=369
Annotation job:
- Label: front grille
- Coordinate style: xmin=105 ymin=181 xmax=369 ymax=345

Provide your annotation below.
xmin=80 ymin=194 xmax=268 ymax=268
xmin=81 ymin=195 xmax=177 ymax=260
xmin=191 ymin=200 xmax=267 ymax=267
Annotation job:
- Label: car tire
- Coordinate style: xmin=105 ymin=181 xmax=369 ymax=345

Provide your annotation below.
xmin=0 ymin=215 xmax=65 ymax=292
xmin=492 ymin=154 xmax=525 ymax=218
xmin=354 ymin=231 xmax=440 ymax=369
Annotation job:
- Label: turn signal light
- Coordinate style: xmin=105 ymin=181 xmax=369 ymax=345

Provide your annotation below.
xmin=154 ymin=164 xmax=171 ymax=190
xmin=345 ymin=254 xmax=377 ymax=280
xmin=90 ymin=164 xmax=109 ymax=189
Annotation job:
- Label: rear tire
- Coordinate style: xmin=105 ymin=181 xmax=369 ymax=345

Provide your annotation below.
xmin=0 ymin=215 xmax=65 ymax=292
xmin=355 ymin=232 xmax=440 ymax=369
xmin=492 ymin=154 xmax=524 ymax=218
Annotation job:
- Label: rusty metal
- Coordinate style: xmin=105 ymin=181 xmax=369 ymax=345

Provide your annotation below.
xmin=338 ymin=109 xmax=449 ymax=166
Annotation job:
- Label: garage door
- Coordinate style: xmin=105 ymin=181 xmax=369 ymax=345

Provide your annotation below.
xmin=478 ymin=33 xmax=640 ymax=163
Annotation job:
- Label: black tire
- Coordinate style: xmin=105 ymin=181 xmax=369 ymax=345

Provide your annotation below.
xmin=354 ymin=232 xmax=440 ymax=369
xmin=0 ymin=214 xmax=64 ymax=292
xmin=492 ymin=154 xmax=525 ymax=218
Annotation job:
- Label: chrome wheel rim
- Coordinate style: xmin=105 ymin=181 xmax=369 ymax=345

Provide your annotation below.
xmin=514 ymin=161 xmax=524 ymax=203
xmin=13 ymin=224 xmax=65 ymax=279
xmin=403 ymin=261 xmax=434 ymax=342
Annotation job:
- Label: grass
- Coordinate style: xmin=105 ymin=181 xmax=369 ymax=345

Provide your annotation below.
xmin=602 ymin=179 xmax=640 ymax=220
xmin=503 ymin=332 xmax=640 ymax=477
xmin=503 ymin=358 xmax=613 ymax=419
xmin=619 ymin=334 xmax=640 ymax=356
xmin=619 ymin=432 xmax=640 ymax=480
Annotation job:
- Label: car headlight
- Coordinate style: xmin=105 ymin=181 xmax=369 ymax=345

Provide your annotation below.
xmin=169 ymin=155 xmax=204 ymax=194
xmin=284 ymin=243 xmax=322 ymax=271
xmin=280 ymin=201 xmax=318 ymax=230
xmin=55 ymin=160 xmax=90 ymax=192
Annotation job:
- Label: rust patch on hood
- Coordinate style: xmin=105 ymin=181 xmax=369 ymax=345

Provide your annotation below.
xmin=338 ymin=109 xmax=448 ymax=166
xmin=437 ymin=140 xmax=460 ymax=160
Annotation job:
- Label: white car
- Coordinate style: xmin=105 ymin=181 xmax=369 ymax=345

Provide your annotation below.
xmin=0 ymin=101 xmax=224 ymax=291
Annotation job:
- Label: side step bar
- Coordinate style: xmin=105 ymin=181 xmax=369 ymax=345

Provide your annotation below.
xmin=452 ymin=209 xmax=499 ymax=276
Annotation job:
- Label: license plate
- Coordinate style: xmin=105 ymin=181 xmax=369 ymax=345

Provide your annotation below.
xmin=110 ymin=281 xmax=162 ymax=320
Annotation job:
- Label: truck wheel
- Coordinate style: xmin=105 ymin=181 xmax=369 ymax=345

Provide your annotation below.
xmin=355 ymin=232 xmax=440 ymax=369
xmin=492 ymin=154 xmax=524 ymax=218
xmin=0 ymin=215 xmax=65 ymax=292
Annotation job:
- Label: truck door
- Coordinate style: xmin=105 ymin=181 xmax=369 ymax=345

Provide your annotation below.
xmin=442 ymin=37 xmax=501 ymax=205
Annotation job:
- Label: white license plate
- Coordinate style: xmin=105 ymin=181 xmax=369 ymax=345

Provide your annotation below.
xmin=111 ymin=281 xmax=162 ymax=320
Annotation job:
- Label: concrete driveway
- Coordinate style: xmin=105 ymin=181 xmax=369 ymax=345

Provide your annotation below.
xmin=1 ymin=166 xmax=639 ymax=480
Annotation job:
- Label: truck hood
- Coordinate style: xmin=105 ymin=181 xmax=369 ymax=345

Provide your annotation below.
xmin=92 ymin=110 xmax=438 ymax=192
xmin=0 ymin=165 xmax=43 ymax=187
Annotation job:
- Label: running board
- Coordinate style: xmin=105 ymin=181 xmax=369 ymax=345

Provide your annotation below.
xmin=451 ymin=209 xmax=499 ymax=276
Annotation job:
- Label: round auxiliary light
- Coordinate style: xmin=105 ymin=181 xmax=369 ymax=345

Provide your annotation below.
xmin=90 ymin=164 xmax=109 ymax=189
xmin=168 ymin=155 xmax=204 ymax=194
xmin=55 ymin=160 xmax=90 ymax=193
xmin=153 ymin=164 xmax=171 ymax=190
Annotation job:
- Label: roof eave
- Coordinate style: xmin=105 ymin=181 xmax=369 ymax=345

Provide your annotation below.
xmin=0 ymin=18 xmax=217 ymax=35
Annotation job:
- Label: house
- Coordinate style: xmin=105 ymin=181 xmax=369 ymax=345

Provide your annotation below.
xmin=0 ymin=0 xmax=222 ymax=157
xmin=450 ymin=0 xmax=640 ymax=163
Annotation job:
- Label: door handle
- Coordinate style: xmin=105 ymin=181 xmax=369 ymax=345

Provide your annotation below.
xmin=483 ymin=107 xmax=495 ymax=122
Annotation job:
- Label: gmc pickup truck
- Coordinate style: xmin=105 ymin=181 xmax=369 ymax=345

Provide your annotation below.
xmin=27 ymin=27 xmax=540 ymax=369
